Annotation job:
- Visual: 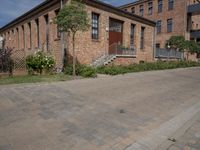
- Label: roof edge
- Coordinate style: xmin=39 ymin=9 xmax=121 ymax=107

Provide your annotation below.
xmin=0 ymin=0 xmax=155 ymax=33
xmin=119 ymin=0 xmax=150 ymax=9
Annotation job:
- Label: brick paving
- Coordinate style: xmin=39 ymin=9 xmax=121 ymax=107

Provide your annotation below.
xmin=167 ymin=117 xmax=200 ymax=150
xmin=0 ymin=68 xmax=200 ymax=150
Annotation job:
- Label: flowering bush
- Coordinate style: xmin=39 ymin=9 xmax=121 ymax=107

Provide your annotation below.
xmin=26 ymin=50 xmax=55 ymax=75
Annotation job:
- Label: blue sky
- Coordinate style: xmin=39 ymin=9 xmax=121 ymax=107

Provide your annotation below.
xmin=0 ymin=0 xmax=135 ymax=28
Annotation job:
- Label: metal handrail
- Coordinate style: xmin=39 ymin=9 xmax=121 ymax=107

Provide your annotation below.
xmin=156 ymin=48 xmax=183 ymax=59
xmin=109 ymin=43 xmax=136 ymax=55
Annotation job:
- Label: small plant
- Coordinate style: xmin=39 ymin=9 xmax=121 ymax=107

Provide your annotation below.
xmin=64 ymin=64 xmax=97 ymax=78
xmin=26 ymin=50 xmax=55 ymax=75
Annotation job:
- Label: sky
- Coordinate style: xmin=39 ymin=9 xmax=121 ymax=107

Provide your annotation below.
xmin=0 ymin=0 xmax=135 ymax=28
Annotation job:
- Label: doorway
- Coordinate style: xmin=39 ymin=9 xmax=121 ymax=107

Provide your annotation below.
xmin=109 ymin=18 xmax=123 ymax=54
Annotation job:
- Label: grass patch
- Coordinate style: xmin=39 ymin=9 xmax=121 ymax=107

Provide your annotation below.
xmin=0 ymin=73 xmax=72 ymax=85
xmin=96 ymin=61 xmax=200 ymax=75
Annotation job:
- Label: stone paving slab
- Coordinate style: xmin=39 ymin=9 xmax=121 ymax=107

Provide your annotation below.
xmin=167 ymin=116 xmax=200 ymax=150
xmin=0 ymin=68 xmax=200 ymax=150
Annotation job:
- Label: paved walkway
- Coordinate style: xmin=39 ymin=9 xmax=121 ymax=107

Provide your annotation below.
xmin=167 ymin=116 xmax=200 ymax=150
xmin=0 ymin=68 xmax=200 ymax=150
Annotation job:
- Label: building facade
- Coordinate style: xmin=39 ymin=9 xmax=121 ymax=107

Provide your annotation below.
xmin=119 ymin=0 xmax=200 ymax=50
xmin=0 ymin=0 xmax=156 ymax=70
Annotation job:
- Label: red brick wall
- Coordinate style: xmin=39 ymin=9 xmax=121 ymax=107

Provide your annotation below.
xmin=0 ymin=1 xmax=155 ymax=69
xmin=121 ymin=0 xmax=188 ymax=47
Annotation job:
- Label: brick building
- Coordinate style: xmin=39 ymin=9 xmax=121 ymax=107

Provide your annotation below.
xmin=0 ymin=0 xmax=156 ymax=69
xmin=119 ymin=0 xmax=200 ymax=50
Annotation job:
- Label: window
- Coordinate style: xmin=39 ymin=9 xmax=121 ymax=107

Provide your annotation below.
xmin=167 ymin=18 xmax=173 ymax=32
xmin=156 ymin=20 xmax=162 ymax=34
xmin=92 ymin=13 xmax=99 ymax=40
xmin=158 ymin=0 xmax=163 ymax=13
xmin=168 ymin=0 xmax=174 ymax=10
xmin=28 ymin=22 xmax=32 ymax=49
xmin=44 ymin=14 xmax=49 ymax=51
xmin=140 ymin=27 xmax=145 ymax=50
xmin=131 ymin=7 xmax=135 ymax=14
xmin=55 ymin=9 xmax=61 ymax=38
xmin=139 ymin=5 xmax=144 ymax=16
xmin=156 ymin=43 xmax=160 ymax=48
xmin=21 ymin=25 xmax=25 ymax=49
xmin=16 ymin=28 xmax=20 ymax=49
xmin=148 ymin=2 xmax=153 ymax=15
xmin=35 ymin=19 xmax=40 ymax=47
xmin=130 ymin=24 xmax=135 ymax=48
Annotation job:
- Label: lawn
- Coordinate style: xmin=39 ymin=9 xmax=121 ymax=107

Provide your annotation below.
xmin=0 ymin=74 xmax=72 ymax=85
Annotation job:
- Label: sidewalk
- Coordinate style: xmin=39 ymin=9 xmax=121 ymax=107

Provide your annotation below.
xmin=167 ymin=115 xmax=200 ymax=150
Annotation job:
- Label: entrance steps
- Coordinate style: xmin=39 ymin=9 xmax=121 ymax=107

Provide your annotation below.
xmin=91 ymin=55 xmax=117 ymax=67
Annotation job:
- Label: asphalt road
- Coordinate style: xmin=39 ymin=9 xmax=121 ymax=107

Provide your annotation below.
xmin=0 ymin=67 xmax=200 ymax=150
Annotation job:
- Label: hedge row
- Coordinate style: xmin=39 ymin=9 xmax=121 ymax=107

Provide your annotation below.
xmin=64 ymin=61 xmax=200 ymax=77
xmin=96 ymin=61 xmax=200 ymax=75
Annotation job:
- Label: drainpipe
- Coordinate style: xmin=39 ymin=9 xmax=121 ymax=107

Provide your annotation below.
xmin=153 ymin=26 xmax=156 ymax=61
xmin=60 ymin=0 xmax=65 ymax=72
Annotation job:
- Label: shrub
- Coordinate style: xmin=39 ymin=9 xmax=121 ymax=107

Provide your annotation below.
xmin=64 ymin=64 xmax=97 ymax=78
xmin=26 ymin=50 xmax=55 ymax=75
xmin=96 ymin=61 xmax=200 ymax=75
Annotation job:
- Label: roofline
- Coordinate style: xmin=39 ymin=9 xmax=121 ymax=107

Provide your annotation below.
xmin=0 ymin=0 xmax=155 ymax=33
xmin=119 ymin=0 xmax=151 ymax=9
xmin=0 ymin=0 xmax=59 ymax=32
xmin=85 ymin=0 xmax=156 ymax=26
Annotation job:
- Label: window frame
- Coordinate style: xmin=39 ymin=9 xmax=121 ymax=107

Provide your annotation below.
xmin=131 ymin=7 xmax=135 ymax=14
xmin=130 ymin=24 xmax=135 ymax=48
xmin=168 ymin=0 xmax=174 ymax=10
xmin=139 ymin=5 xmax=144 ymax=16
xmin=91 ymin=12 xmax=100 ymax=40
xmin=158 ymin=0 xmax=163 ymax=13
xmin=55 ymin=9 xmax=61 ymax=38
xmin=148 ymin=2 xmax=153 ymax=15
xmin=140 ymin=27 xmax=145 ymax=50
xmin=167 ymin=18 xmax=173 ymax=33
xmin=156 ymin=20 xmax=162 ymax=34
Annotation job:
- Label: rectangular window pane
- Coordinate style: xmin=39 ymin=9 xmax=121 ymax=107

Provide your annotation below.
xmin=35 ymin=19 xmax=40 ymax=47
xmin=139 ymin=5 xmax=144 ymax=16
xmin=167 ymin=18 xmax=173 ymax=32
xmin=55 ymin=9 xmax=61 ymax=38
xmin=140 ymin=27 xmax=145 ymax=50
xmin=92 ymin=13 xmax=99 ymax=40
xmin=130 ymin=24 xmax=135 ymax=47
xmin=168 ymin=0 xmax=174 ymax=10
xmin=158 ymin=0 xmax=162 ymax=13
xmin=44 ymin=15 xmax=49 ymax=51
xmin=28 ymin=23 xmax=31 ymax=49
xmin=148 ymin=2 xmax=153 ymax=15
xmin=156 ymin=20 xmax=162 ymax=34
xmin=131 ymin=7 xmax=135 ymax=14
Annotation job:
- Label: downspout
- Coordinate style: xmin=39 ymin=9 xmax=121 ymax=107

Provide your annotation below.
xmin=153 ymin=26 xmax=156 ymax=61
xmin=60 ymin=0 xmax=65 ymax=72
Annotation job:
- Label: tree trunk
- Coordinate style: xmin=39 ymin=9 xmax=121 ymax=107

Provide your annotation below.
xmin=72 ymin=33 xmax=76 ymax=77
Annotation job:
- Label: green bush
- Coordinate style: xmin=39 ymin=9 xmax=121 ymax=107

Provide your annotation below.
xmin=96 ymin=61 xmax=200 ymax=75
xmin=64 ymin=64 xmax=97 ymax=78
xmin=26 ymin=50 xmax=55 ymax=75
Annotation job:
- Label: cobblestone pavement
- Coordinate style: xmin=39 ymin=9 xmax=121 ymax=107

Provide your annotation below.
xmin=0 ymin=68 xmax=200 ymax=150
xmin=167 ymin=116 xmax=200 ymax=150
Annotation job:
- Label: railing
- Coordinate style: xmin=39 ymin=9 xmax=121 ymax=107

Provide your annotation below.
xmin=190 ymin=30 xmax=200 ymax=39
xmin=188 ymin=3 xmax=200 ymax=13
xmin=156 ymin=48 xmax=184 ymax=59
xmin=109 ymin=43 xmax=136 ymax=56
